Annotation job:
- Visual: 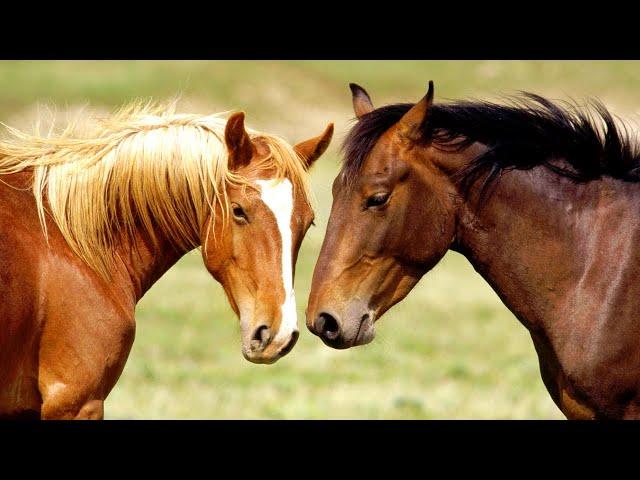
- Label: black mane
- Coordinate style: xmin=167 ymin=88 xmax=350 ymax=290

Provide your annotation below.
xmin=342 ymin=93 xmax=640 ymax=194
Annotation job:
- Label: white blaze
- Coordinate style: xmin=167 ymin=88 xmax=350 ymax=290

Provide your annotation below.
xmin=256 ymin=178 xmax=297 ymax=342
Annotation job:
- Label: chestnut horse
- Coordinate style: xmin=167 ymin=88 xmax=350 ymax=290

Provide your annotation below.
xmin=0 ymin=102 xmax=333 ymax=419
xmin=307 ymin=81 xmax=640 ymax=419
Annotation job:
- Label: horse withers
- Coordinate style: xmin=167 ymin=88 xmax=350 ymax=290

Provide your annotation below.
xmin=307 ymin=81 xmax=640 ymax=419
xmin=0 ymin=102 xmax=333 ymax=419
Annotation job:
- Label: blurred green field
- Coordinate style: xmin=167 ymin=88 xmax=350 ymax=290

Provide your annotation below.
xmin=2 ymin=61 xmax=640 ymax=419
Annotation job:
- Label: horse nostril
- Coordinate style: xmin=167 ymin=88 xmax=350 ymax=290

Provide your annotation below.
xmin=315 ymin=312 xmax=340 ymax=340
xmin=313 ymin=315 xmax=326 ymax=334
xmin=250 ymin=325 xmax=272 ymax=351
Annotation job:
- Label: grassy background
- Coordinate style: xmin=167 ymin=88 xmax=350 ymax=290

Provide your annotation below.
xmin=2 ymin=61 xmax=639 ymax=419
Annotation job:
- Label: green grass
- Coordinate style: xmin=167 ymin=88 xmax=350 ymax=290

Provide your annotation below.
xmin=2 ymin=60 xmax=639 ymax=418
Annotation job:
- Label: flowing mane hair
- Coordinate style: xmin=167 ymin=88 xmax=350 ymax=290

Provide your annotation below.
xmin=0 ymin=100 xmax=312 ymax=278
xmin=342 ymin=92 xmax=640 ymax=196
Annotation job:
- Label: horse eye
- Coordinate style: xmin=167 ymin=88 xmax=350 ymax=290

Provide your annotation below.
xmin=366 ymin=193 xmax=390 ymax=209
xmin=232 ymin=204 xmax=247 ymax=221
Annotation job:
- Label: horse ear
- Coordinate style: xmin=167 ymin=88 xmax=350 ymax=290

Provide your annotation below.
xmin=225 ymin=112 xmax=255 ymax=169
xmin=350 ymin=83 xmax=374 ymax=118
xmin=294 ymin=123 xmax=334 ymax=170
xmin=398 ymin=80 xmax=434 ymax=141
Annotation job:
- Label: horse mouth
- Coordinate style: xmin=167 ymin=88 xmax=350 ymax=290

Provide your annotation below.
xmin=352 ymin=312 xmax=375 ymax=347
xmin=277 ymin=330 xmax=299 ymax=357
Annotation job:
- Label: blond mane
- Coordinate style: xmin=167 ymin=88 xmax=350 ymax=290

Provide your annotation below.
xmin=0 ymin=100 xmax=312 ymax=278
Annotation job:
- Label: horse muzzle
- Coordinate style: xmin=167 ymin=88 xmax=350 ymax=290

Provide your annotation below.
xmin=241 ymin=324 xmax=299 ymax=364
xmin=308 ymin=301 xmax=376 ymax=349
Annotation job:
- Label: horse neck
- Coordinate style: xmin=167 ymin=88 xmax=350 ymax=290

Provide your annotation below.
xmin=113 ymin=225 xmax=193 ymax=303
xmin=449 ymin=157 xmax=640 ymax=331
xmin=108 ymin=188 xmax=203 ymax=302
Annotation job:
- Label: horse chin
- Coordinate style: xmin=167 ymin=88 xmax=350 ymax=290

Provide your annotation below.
xmin=241 ymin=348 xmax=282 ymax=365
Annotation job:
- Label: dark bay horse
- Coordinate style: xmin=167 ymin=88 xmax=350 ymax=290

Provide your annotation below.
xmin=307 ymin=81 xmax=640 ymax=419
xmin=0 ymin=102 xmax=333 ymax=419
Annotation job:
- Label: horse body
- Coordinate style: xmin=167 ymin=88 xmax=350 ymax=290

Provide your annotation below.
xmin=307 ymin=81 xmax=640 ymax=419
xmin=0 ymin=104 xmax=333 ymax=419
xmin=453 ymin=163 xmax=640 ymax=418
xmin=0 ymin=170 xmax=196 ymax=418
xmin=0 ymin=174 xmax=106 ymax=416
